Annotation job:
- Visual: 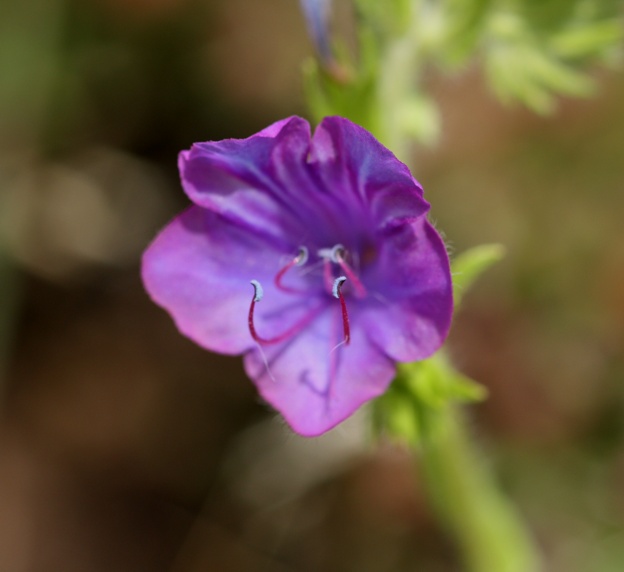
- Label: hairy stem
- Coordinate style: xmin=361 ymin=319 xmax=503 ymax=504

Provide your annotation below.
xmin=418 ymin=406 xmax=541 ymax=572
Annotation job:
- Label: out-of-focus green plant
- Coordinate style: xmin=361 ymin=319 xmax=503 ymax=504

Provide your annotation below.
xmin=478 ymin=1 xmax=623 ymax=113
xmin=304 ymin=0 xmax=623 ymax=156
xmin=0 ymin=0 xmax=63 ymax=395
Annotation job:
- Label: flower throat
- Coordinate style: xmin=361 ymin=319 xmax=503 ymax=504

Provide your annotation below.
xmin=248 ymin=244 xmax=367 ymax=347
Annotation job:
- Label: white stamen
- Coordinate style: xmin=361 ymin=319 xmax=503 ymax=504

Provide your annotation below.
xmin=250 ymin=279 xmax=264 ymax=302
xmin=296 ymin=246 xmax=309 ymax=266
xmin=318 ymin=243 xmax=344 ymax=263
xmin=332 ymin=276 xmax=347 ymax=299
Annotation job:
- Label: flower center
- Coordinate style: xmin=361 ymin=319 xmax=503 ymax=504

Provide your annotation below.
xmin=317 ymin=244 xmax=367 ymax=299
xmin=274 ymin=246 xmax=309 ymax=294
xmin=247 ymin=244 xmax=363 ymax=347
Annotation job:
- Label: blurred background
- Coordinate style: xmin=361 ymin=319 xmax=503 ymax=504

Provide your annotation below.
xmin=1 ymin=0 xmax=624 ymax=570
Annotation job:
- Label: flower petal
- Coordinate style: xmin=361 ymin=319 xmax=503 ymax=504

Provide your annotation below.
xmin=361 ymin=217 xmax=453 ymax=362
xmin=179 ymin=117 xmax=317 ymax=247
xmin=309 ymin=116 xmax=430 ymax=230
xmin=142 ymin=205 xmax=315 ymax=355
xmin=244 ymin=310 xmax=395 ymax=436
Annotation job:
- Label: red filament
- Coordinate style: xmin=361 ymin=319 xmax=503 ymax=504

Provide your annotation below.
xmin=323 ymin=259 xmax=335 ymax=295
xmin=274 ymin=247 xmax=308 ymax=294
xmin=249 ymin=245 xmax=356 ymax=349
xmin=319 ymin=244 xmax=367 ymax=299
xmin=332 ymin=276 xmax=351 ymax=345
xmin=334 ymin=254 xmax=367 ymax=299
xmin=248 ymin=280 xmax=320 ymax=345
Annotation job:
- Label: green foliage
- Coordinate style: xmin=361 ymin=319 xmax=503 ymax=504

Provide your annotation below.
xmin=302 ymin=15 xmax=383 ymax=136
xmin=479 ymin=1 xmax=623 ymax=113
xmin=305 ymin=0 xmax=623 ymax=148
xmin=436 ymin=0 xmax=623 ymax=112
xmin=452 ymin=243 xmax=505 ymax=305
xmin=352 ymin=0 xmax=409 ymax=37
xmin=302 ymin=51 xmax=380 ymax=135
xmin=372 ymin=353 xmax=488 ymax=446
xmin=419 ymin=406 xmax=541 ymax=572
xmin=437 ymin=0 xmax=495 ymax=65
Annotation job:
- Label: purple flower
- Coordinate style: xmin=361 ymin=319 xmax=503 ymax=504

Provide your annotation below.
xmin=142 ymin=116 xmax=453 ymax=436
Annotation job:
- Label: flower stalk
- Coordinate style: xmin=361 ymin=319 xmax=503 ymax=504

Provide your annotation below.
xmin=372 ymin=352 xmax=541 ymax=571
xmin=418 ymin=404 xmax=541 ymax=572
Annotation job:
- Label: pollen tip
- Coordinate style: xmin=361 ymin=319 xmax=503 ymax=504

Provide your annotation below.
xmin=250 ymin=279 xmax=264 ymax=302
xmin=332 ymin=276 xmax=347 ymax=299
xmin=330 ymin=244 xmax=345 ymax=263
xmin=318 ymin=243 xmax=344 ymax=263
xmin=296 ymin=246 xmax=309 ymax=266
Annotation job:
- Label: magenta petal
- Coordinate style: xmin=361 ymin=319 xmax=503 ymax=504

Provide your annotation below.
xmin=244 ymin=310 xmax=395 ymax=436
xmin=362 ymin=218 xmax=453 ymax=362
xmin=142 ymin=206 xmax=305 ymax=355
xmin=178 ymin=117 xmax=314 ymax=245
xmin=309 ymin=117 xmax=429 ymax=228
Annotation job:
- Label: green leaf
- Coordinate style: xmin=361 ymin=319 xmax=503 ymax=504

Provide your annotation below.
xmin=445 ymin=367 xmax=489 ymax=402
xmin=402 ymin=355 xmax=488 ymax=406
xmin=524 ymin=48 xmax=595 ymax=97
xmin=441 ymin=0 xmax=494 ymax=66
xmin=480 ymin=2 xmax=623 ymax=112
xmin=373 ymin=353 xmax=487 ymax=447
xmin=452 ymin=244 xmax=506 ymax=306
xmin=550 ymin=20 xmax=623 ymax=59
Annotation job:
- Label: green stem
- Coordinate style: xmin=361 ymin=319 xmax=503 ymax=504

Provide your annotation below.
xmin=418 ymin=406 xmax=541 ymax=572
